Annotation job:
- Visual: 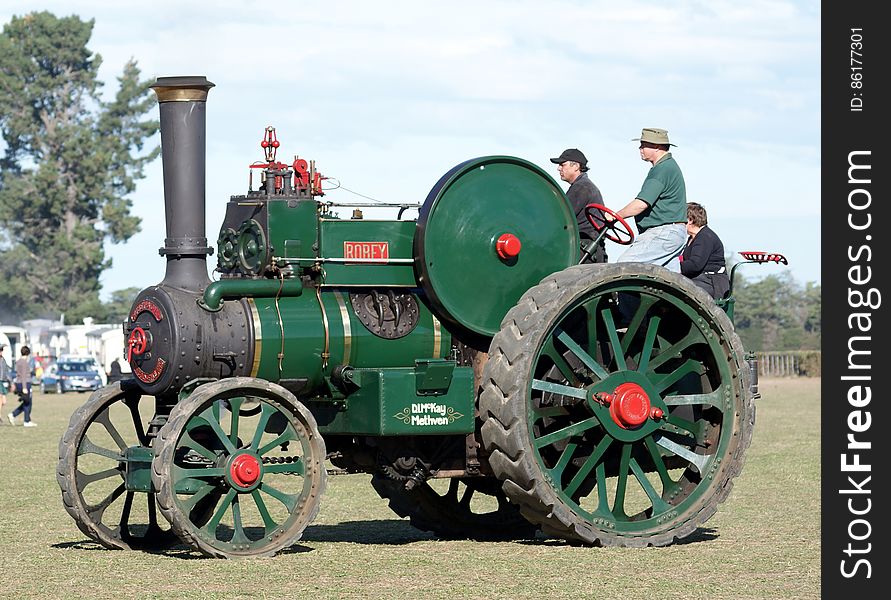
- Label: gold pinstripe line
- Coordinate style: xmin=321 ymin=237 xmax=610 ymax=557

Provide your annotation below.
xmin=432 ymin=314 xmax=442 ymax=358
xmin=248 ymin=298 xmax=262 ymax=377
xmin=333 ymin=291 xmax=352 ymax=365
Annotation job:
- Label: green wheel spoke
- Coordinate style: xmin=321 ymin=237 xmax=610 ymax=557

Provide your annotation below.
xmin=647 ymin=328 xmax=706 ymax=371
xmin=564 ymin=436 xmax=612 ymax=498
xmin=230 ymin=497 xmax=249 ymax=545
xmin=251 ymin=490 xmax=279 ymax=531
xmin=581 ymin=296 xmax=601 ymax=353
xmin=664 ymin=390 xmax=724 ymax=410
xmin=654 ymin=434 xmax=710 ymax=474
xmin=635 ymin=315 xmax=662 ymax=373
xmin=76 ymin=467 xmax=122 ymax=487
xmin=250 ymin=404 xmax=276 ymax=451
xmin=84 ymin=482 xmax=126 ymax=523
xmin=621 ymin=295 xmax=659 ymax=354
xmin=541 ymin=338 xmax=581 ymax=386
xmin=196 ymin=406 xmax=237 ymax=455
xmin=77 ymin=435 xmax=124 ymax=461
xmin=664 ymin=413 xmax=697 ymax=434
xmin=173 ymin=465 xmax=226 ymax=494
xmin=258 ymin=429 xmax=298 ymax=456
xmin=228 ymin=397 xmax=244 ymax=446
xmin=534 ymin=416 xmax=601 ymax=449
xmin=93 ymin=410 xmax=128 ymax=452
xmin=548 ymin=441 xmax=579 ymax=482
xmin=532 ymin=405 xmax=570 ymax=419
xmin=180 ymin=428 xmax=221 ymax=462
xmin=629 ymin=457 xmax=672 ymax=514
xmin=599 ymin=306 xmax=626 ymax=371
xmin=204 ymin=489 xmax=237 ymax=534
xmin=595 ymin=462 xmax=610 ymax=515
xmin=531 ymin=379 xmax=588 ymax=401
xmin=644 ymin=436 xmax=680 ymax=497
xmin=611 ymin=444 xmax=633 ymax=520
xmin=180 ymin=481 xmax=219 ymax=512
xmin=258 ymin=481 xmax=298 ymax=512
xmin=555 ymin=328 xmax=608 ymax=380
xmin=263 ymin=460 xmax=305 ymax=476
xmin=123 ymin=396 xmax=150 ymax=446
xmin=653 ymin=359 xmax=706 ymax=393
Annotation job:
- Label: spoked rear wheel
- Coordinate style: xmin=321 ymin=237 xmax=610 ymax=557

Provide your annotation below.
xmin=480 ymin=263 xmax=755 ymax=546
xmin=152 ymin=377 xmax=327 ymax=558
xmin=371 ymin=474 xmax=536 ymax=540
xmin=56 ymin=381 xmax=176 ymax=550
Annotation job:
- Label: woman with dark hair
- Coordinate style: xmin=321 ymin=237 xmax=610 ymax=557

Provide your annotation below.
xmin=8 ymin=345 xmax=36 ymax=427
xmin=681 ymin=202 xmax=731 ymax=300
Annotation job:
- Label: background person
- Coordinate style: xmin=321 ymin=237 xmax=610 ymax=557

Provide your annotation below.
xmin=0 ymin=345 xmax=10 ymax=423
xmin=681 ymin=202 xmax=731 ymax=299
xmin=550 ymin=148 xmax=608 ymax=263
xmin=608 ymin=128 xmax=687 ymax=271
xmin=9 ymin=345 xmax=36 ymax=427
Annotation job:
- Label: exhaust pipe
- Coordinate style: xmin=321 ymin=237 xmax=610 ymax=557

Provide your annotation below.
xmin=150 ymin=76 xmax=215 ymax=292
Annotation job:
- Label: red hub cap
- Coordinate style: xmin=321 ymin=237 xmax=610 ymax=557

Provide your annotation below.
xmin=495 ymin=233 xmax=522 ymax=259
xmin=230 ymin=454 xmax=261 ymax=487
xmin=609 ymin=382 xmax=651 ymax=429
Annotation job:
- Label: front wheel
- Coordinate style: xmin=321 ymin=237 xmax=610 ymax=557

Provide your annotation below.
xmin=152 ymin=377 xmax=327 ymax=558
xmin=56 ymin=381 xmax=176 ymax=550
xmin=480 ymin=263 xmax=755 ymax=546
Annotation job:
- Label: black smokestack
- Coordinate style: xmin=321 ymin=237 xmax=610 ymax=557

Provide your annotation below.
xmin=150 ymin=76 xmax=216 ymax=291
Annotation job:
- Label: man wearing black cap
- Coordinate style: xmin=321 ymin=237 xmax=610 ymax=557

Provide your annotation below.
xmin=550 ymin=148 xmax=607 ymax=263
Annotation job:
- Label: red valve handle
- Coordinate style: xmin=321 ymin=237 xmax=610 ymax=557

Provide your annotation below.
xmin=127 ymin=327 xmax=148 ymax=362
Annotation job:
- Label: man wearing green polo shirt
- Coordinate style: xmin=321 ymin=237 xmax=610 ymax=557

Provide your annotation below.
xmin=608 ymin=127 xmax=687 ymax=272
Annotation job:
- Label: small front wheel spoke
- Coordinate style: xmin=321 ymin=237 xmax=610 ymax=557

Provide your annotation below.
xmin=251 ymin=490 xmax=278 ymax=531
xmin=258 ymin=481 xmax=298 ymax=513
xmin=203 ymin=489 xmax=237 ymax=534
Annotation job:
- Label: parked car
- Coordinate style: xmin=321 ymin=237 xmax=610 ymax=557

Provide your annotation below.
xmin=40 ymin=360 xmax=103 ymax=394
xmin=58 ymin=354 xmax=109 ymax=385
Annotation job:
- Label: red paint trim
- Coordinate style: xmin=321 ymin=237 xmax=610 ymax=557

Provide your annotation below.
xmin=130 ymin=299 xmax=163 ymax=322
xmin=134 ymin=358 xmax=166 ymax=384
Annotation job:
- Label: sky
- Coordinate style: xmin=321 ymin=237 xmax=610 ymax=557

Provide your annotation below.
xmin=2 ymin=1 xmax=821 ymax=301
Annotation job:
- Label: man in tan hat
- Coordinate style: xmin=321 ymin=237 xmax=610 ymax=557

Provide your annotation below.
xmin=550 ymin=148 xmax=607 ymax=263
xmin=607 ymin=127 xmax=687 ymax=271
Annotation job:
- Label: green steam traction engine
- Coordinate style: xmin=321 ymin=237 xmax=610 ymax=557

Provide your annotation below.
xmin=57 ymin=76 xmax=777 ymax=558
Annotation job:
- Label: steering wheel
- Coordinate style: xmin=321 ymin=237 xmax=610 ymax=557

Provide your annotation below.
xmin=584 ymin=203 xmax=635 ymax=245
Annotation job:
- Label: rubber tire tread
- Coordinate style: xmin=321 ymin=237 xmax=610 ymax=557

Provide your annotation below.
xmin=479 ymin=262 xmax=755 ymax=547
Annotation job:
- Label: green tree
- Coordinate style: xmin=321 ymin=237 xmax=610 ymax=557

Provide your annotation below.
xmin=96 ymin=286 xmax=141 ymax=324
xmin=0 ymin=11 xmax=158 ymax=322
xmin=733 ymin=272 xmax=821 ymax=351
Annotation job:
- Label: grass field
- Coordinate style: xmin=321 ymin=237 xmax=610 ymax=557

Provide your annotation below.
xmin=0 ymin=377 xmax=820 ymax=600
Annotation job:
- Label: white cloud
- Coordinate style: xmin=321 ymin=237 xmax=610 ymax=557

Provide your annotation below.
xmin=3 ymin=0 xmax=820 ymax=296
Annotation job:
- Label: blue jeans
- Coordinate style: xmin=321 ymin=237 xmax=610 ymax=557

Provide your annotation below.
xmin=616 ymin=223 xmax=687 ymax=272
xmin=12 ymin=382 xmax=32 ymax=423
